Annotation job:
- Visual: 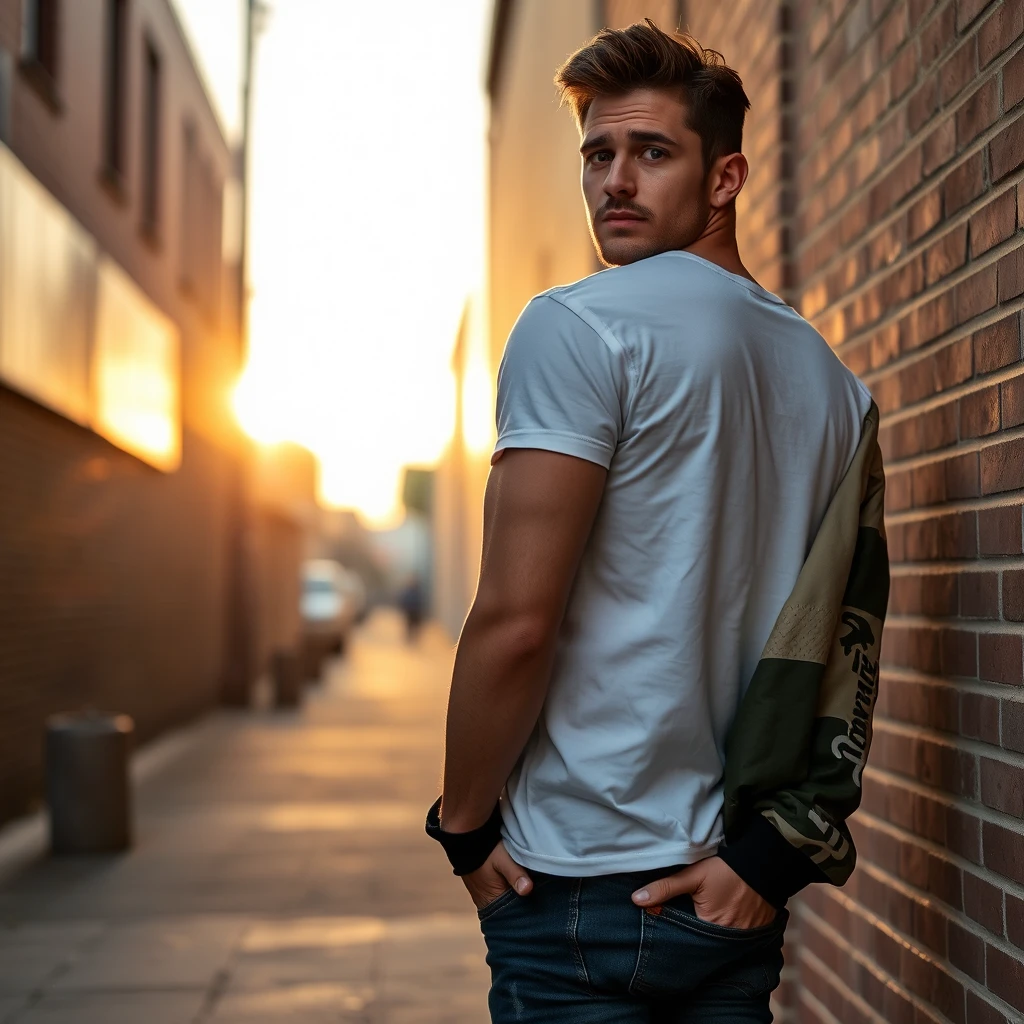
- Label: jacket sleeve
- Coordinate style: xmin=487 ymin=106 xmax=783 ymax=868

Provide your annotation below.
xmin=718 ymin=408 xmax=889 ymax=909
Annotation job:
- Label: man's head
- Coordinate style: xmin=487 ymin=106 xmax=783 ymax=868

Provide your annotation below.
xmin=555 ymin=21 xmax=751 ymax=267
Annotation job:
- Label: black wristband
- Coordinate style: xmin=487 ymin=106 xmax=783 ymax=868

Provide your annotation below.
xmin=717 ymin=813 xmax=828 ymax=909
xmin=425 ymin=796 xmax=504 ymax=875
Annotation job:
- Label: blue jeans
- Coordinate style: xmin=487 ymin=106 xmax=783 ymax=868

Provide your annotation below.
xmin=478 ymin=868 xmax=787 ymax=1023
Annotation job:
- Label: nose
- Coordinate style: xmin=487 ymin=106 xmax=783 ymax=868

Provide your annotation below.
xmin=603 ymin=155 xmax=637 ymax=199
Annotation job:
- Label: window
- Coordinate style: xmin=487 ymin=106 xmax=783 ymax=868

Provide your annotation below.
xmin=140 ymin=39 xmax=161 ymax=237
xmin=103 ymin=0 xmax=128 ymax=183
xmin=20 ymin=0 xmax=60 ymax=108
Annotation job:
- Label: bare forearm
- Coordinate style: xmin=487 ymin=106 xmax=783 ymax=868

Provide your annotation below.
xmin=441 ymin=609 xmax=555 ymax=831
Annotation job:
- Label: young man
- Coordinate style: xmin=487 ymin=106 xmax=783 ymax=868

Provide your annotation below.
xmin=426 ymin=21 xmax=885 ymax=1024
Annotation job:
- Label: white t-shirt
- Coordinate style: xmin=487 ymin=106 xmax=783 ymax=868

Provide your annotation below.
xmin=494 ymin=250 xmax=872 ymax=876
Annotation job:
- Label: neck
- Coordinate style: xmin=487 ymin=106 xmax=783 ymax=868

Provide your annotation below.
xmin=683 ymin=211 xmax=755 ymax=284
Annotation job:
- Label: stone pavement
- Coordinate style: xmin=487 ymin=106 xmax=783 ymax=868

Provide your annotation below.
xmin=0 ymin=612 xmax=491 ymax=1023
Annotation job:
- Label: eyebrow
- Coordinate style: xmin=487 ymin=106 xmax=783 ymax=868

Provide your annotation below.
xmin=579 ymin=128 xmax=680 ymax=153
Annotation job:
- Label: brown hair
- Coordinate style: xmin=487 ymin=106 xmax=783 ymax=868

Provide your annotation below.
xmin=554 ymin=20 xmax=750 ymax=175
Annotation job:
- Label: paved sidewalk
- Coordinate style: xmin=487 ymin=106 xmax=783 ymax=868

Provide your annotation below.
xmin=0 ymin=613 xmax=490 ymax=1023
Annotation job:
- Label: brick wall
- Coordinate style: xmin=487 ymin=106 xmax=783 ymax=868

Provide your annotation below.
xmin=687 ymin=0 xmax=1024 ymax=1019
xmin=0 ymin=389 xmax=235 ymax=824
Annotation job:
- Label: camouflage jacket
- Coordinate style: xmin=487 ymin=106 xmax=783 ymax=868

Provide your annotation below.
xmin=717 ymin=401 xmax=889 ymax=909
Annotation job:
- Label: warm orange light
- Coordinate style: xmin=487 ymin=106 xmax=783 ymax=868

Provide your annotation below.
xmin=92 ymin=258 xmax=181 ymax=472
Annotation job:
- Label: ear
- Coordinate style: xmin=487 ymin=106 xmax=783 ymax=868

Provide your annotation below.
xmin=709 ymin=153 xmax=748 ymax=209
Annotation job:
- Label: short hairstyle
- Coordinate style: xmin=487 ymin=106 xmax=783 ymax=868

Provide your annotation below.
xmin=554 ymin=20 xmax=750 ymax=175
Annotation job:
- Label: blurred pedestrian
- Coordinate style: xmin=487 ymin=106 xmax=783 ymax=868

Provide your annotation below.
xmin=427 ymin=20 xmax=887 ymax=1023
xmin=398 ymin=574 xmax=425 ymax=642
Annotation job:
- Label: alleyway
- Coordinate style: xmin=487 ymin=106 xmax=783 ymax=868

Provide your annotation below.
xmin=0 ymin=613 xmax=489 ymax=1023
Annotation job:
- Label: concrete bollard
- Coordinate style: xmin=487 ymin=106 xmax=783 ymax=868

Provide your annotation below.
xmin=272 ymin=649 xmax=302 ymax=708
xmin=46 ymin=712 xmax=134 ymax=855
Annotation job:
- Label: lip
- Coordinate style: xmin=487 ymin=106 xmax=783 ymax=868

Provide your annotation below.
xmin=601 ymin=212 xmax=646 ymax=224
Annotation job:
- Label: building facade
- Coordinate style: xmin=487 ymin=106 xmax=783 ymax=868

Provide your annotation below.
xmin=0 ymin=0 xmax=308 ymax=824
xmin=485 ymin=0 xmax=1024 ymax=1020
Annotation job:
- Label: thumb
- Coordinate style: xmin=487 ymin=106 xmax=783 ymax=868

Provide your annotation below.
xmin=632 ymin=862 xmax=703 ymax=906
xmin=489 ymin=842 xmax=533 ymax=895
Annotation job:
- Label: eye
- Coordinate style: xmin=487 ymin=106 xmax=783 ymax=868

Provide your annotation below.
xmin=644 ymin=147 xmax=667 ymax=160
xmin=587 ymin=150 xmax=612 ymax=166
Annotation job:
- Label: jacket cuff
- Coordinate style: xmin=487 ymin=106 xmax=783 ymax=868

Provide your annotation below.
xmin=717 ymin=813 xmax=829 ymax=909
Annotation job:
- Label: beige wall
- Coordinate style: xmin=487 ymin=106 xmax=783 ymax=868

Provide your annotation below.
xmin=487 ymin=0 xmax=599 ymax=370
xmin=433 ymin=297 xmax=492 ymax=640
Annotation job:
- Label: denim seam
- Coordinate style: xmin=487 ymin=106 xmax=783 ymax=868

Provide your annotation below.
xmin=627 ymin=908 xmax=649 ymax=996
xmin=566 ymin=878 xmax=593 ymax=995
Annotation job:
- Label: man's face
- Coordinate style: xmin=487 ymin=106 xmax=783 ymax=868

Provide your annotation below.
xmin=580 ymin=88 xmax=709 ymax=267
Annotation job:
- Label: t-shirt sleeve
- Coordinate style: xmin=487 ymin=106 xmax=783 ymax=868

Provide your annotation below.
xmin=493 ymin=295 xmax=630 ymax=470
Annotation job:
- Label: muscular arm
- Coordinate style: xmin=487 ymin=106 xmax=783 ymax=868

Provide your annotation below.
xmin=440 ymin=447 xmax=607 ymax=832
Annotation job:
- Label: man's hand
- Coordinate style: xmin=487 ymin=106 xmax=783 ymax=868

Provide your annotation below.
xmin=631 ymin=856 xmax=776 ymax=929
xmin=462 ymin=841 xmax=534 ymax=910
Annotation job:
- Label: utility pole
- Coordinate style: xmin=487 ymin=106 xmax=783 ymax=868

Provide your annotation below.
xmin=237 ymin=0 xmax=260 ymax=356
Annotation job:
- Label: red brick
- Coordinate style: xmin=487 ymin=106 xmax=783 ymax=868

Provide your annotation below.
xmin=940 ymin=35 xmax=978 ymax=102
xmin=1007 ymin=892 xmax=1024 ymax=949
xmin=887 ymin=468 xmax=914 ymax=511
xmin=909 ymin=75 xmax=940 ymax=134
xmin=870 ymin=322 xmax=900 ymax=368
xmin=925 ymin=223 xmax=968 ymax=283
xmin=892 ymin=39 xmax=921 ymax=99
xmin=922 ymin=2 xmax=957 ymax=65
xmin=997 ymin=245 xmax=1024 ymax=302
xmin=964 ymin=869 xmax=1005 ymax=932
xmin=979 ymin=504 xmax=1023 ymax=554
xmin=979 ymin=0 xmax=1024 ymax=67
xmin=945 ymin=153 xmax=986 ymax=215
xmin=982 ymin=757 xmax=1024 ymax=815
xmin=1001 ymin=374 xmax=1024 ymax=427
xmin=911 ymin=0 xmax=942 ymax=28
xmin=960 ymin=385 xmax=1001 ymax=438
xmin=905 ymin=510 xmax=978 ymax=559
xmin=1003 ymin=697 xmax=1024 ymax=750
xmin=984 ymin=819 xmax=1024 ymax=884
xmin=936 ymin=335 xmax=974 ymax=386
xmin=960 ymin=571 xmax=999 ymax=616
xmin=1005 ymin=44 xmax=1024 ymax=110
xmin=913 ymin=461 xmax=947 ymax=504
xmin=900 ymin=293 xmax=955 ymax=350
xmin=909 ymin=187 xmax=944 ymax=242
xmin=974 ymin=314 xmax=1020 ymax=373
xmin=949 ymin=920 xmax=986 ymax=981
xmin=962 ymin=692 xmax=1001 ymax=742
xmin=947 ymin=450 xmax=981 ymax=497
xmin=955 ymin=265 xmax=998 ymax=324
xmin=991 ymin=115 xmax=1024 ymax=183
xmin=966 ymin=989 xmax=1010 ymax=1024
xmin=979 ymin=632 xmax=1024 ymax=684
xmin=890 ymin=624 xmax=945 ymax=672
xmin=949 ymin=806 xmax=982 ymax=862
xmin=1003 ymin=568 xmax=1024 ymax=620
xmin=881 ymin=3 xmax=910 ymax=59
xmin=981 ymin=436 xmax=1024 ymax=493
xmin=958 ymin=77 xmax=1000 ymax=147
xmin=942 ymin=627 xmax=979 ymax=675
xmin=988 ymin=942 xmax=1024 ymax=1013
xmin=923 ymin=116 xmax=956 ymax=175
xmin=969 ymin=188 xmax=1018 ymax=257
xmin=891 ymin=572 xmax=956 ymax=614
xmin=956 ymin=0 xmax=994 ymax=31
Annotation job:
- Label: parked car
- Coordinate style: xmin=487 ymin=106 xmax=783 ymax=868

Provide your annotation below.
xmin=301 ymin=560 xmax=357 ymax=671
xmin=337 ymin=566 xmax=368 ymax=624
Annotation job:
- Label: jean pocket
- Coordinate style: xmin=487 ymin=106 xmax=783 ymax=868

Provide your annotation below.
xmin=631 ymin=902 xmax=787 ymax=1000
xmin=477 ymin=887 xmax=519 ymax=921
xmin=659 ymin=899 xmax=787 ymax=941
